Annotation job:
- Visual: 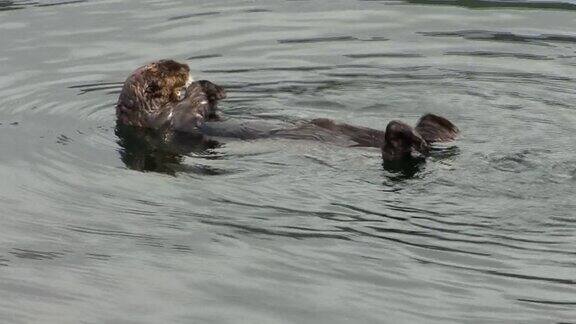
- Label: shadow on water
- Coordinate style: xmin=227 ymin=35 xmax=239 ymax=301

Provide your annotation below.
xmin=383 ymin=159 xmax=425 ymax=180
xmin=115 ymin=123 xmax=226 ymax=175
xmin=400 ymin=0 xmax=576 ymax=11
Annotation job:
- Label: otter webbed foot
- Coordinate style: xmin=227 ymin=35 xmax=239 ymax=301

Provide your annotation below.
xmin=414 ymin=113 xmax=459 ymax=143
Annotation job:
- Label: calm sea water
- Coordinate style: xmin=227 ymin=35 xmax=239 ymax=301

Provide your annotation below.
xmin=0 ymin=0 xmax=575 ymax=323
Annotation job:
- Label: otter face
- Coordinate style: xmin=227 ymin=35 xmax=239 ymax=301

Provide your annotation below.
xmin=117 ymin=60 xmax=191 ymax=111
xmin=382 ymin=121 xmax=429 ymax=163
xmin=117 ymin=59 xmax=194 ymax=127
xmin=140 ymin=59 xmax=192 ymax=104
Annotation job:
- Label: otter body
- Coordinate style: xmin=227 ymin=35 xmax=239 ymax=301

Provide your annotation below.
xmin=116 ymin=60 xmax=459 ymax=166
xmin=199 ymin=118 xmax=292 ymax=140
xmin=199 ymin=118 xmax=384 ymax=147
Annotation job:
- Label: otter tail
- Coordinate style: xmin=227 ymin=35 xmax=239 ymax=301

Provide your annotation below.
xmin=415 ymin=114 xmax=459 ymax=143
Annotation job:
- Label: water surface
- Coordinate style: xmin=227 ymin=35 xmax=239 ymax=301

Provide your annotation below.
xmin=0 ymin=0 xmax=575 ymax=323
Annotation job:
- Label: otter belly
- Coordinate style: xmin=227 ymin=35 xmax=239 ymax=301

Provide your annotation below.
xmin=199 ymin=119 xmax=293 ymax=140
xmin=199 ymin=118 xmax=362 ymax=147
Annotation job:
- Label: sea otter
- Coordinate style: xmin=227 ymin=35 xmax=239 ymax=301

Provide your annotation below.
xmin=116 ymin=60 xmax=459 ymax=165
xmin=116 ymin=59 xmax=226 ymax=132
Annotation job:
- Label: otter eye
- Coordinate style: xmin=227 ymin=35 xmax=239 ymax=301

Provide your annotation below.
xmin=176 ymin=87 xmax=187 ymax=101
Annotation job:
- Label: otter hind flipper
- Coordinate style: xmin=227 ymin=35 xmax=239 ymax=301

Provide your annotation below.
xmin=415 ymin=114 xmax=459 ymax=143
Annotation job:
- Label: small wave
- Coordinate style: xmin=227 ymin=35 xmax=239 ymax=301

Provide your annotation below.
xmin=34 ymin=0 xmax=86 ymax=8
xmin=445 ymin=51 xmax=552 ymax=60
xmin=278 ymin=36 xmax=359 ymax=44
xmin=404 ymin=0 xmax=576 ymax=11
xmin=420 ymin=30 xmax=576 ymax=46
xmin=168 ymin=11 xmax=221 ymax=21
xmin=69 ymin=81 xmax=123 ymax=95
xmin=187 ymin=54 xmax=222 ymax=60
xmin=10 ymin=248 xmax=65 ymax=260
xmin=517 ymin=298 xmax=576 ymax=306
xmin=345 ymin=53 xmax=423 ymax=59
xmin=412 ymin=257 xmax=576 ymax=285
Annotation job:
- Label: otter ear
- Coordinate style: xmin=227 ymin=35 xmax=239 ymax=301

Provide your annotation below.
xmin=415 ymin=114 xmax=459 ymax=143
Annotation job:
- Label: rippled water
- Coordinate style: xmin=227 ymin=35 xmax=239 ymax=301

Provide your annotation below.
xmin=1 ymin=0 xmax=575 ymax=322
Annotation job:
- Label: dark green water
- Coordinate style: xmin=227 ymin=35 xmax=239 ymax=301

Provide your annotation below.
xmin=0 ymin=0 xmax=575 ymax=323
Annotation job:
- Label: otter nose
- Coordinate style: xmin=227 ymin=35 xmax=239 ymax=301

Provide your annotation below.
xmin=410 ymin=149 xmax=425 ymax=161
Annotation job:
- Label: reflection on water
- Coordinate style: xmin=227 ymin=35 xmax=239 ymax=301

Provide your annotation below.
xmin=383 ymin=160 xmax=425 ymax=179
xmin=115 ymin=123 xmax=223 ymax=175
xmin=0 ymin=0 xmax=575 ymax=323
xmin=382 ymin=146 xmax=460 ymax=179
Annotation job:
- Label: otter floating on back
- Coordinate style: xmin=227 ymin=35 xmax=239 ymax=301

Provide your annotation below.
xmin=116 ymin=60 xmax=459 ymax=164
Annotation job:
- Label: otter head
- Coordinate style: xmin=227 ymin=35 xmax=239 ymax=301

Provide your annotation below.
xmin=141 ymin=59 xmax=193 ymax=103
xmin=117 ymin=60 xmax=193 ymax=127
xmin=382 ymin=120 xmax=429 ymax=163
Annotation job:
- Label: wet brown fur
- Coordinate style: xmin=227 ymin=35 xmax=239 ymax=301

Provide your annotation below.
xmin=116 ymin=60 xmax=226 ymax=132
xmin=310 ymin=118 xmax=386 ymax=147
